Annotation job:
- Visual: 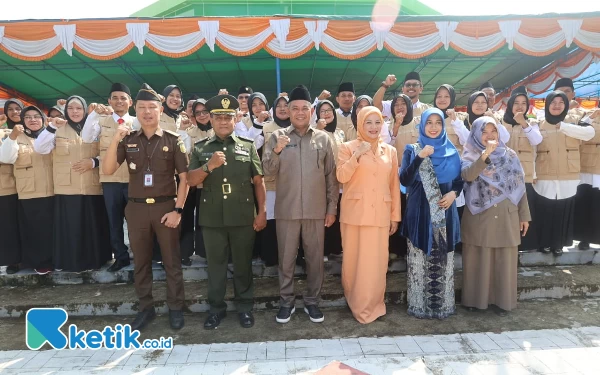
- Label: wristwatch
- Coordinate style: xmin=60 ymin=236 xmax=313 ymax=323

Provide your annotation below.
xmin=173 ymin=207 xmax=184 ymax=214
xmin=201 ymin=164 xmax=212 ymax=173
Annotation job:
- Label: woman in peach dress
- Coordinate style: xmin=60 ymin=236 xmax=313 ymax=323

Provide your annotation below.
xmin=336 ymin=106 xmax=401 ymax=323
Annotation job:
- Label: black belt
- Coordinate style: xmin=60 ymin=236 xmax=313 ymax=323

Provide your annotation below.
xmin=128 ymin=196 xmax=176 ymax=204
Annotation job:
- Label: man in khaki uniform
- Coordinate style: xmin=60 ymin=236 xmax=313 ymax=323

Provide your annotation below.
xmin=554 ymin=78 xmax=588 ymax=123
xmin=82 ymin=83 xmax=134 ymax=272
xmin=262 ymin=85 xmax=339 ymax=324
xmin=374 ymin=72 xmax=431 ymax=120
xmin=103 ymin=83 xmax=189 ymax=331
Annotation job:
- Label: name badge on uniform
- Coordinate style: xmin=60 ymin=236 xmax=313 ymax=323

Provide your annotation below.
xmin=144 ymin=172 xmax=154 ymax=187
xmin=285 ymin=144 xmax=297 ymax=148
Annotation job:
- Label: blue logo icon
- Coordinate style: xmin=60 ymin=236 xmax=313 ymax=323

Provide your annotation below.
xmin=26 ymin=308 xmax=69 ymax=350
xmin=25 ymin=307 xmax=173 ymax=351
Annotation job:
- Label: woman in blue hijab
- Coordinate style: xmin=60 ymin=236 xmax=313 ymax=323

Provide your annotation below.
xmin=399 ymin=108 xmax=463 ymax=319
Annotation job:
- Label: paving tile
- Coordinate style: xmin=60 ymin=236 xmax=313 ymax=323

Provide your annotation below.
xmin=145 ymin=367 xmax=179 ymax=375
xmin=531 ymin=350 xmax=578 ymax=373
xmin=513 ymin=337 xmax=558 ymax=350
xmin=194 ymin=362 xmax=225 ymax=375
xmin=206 ymin=350 xmax=247 ymax=363
xmin=209 ymin=342 xmax=248 ymax=352
xmin=246 ymin=342 xmax=267 ymax=361
xmin=358 ymin=337 xmax=397 ymax=346
xmin=286 ymin=339 xmax=322 ymax=349
xmin=341 ymin=342 xmax=364 ymax=356
xmin=484 ymin=333 xmax=521 ymax=350
xmin=145 ymin=350 xmax=171 ymax=366
xmin=395 ymin=337 xmax=424 ymax=354
xmin=286 ymin=346 xmax=344 ymax=359
xmin=508 ymin=351 xmax=553 ymax=374
xmin=444 ymin=361 xmax=483 ymax=375
xmin=0 ymin=352 xmax=40 ymax=369
xmin=83 ymin=349 xmax=115 ymax=367
xmin=413 ymin=336 xmax=446 ymax=353
xmin=360 ymin=344 xmax=402 ymax=356
xmin=463 ymin=333 xmax=501 ymax=351
xmin=20 ymin=350 xmax=56 ymax=369
xmin=164 ymin=345 xmax=192 ymax=365
xmin=266 ymin=341 xmax=286 ymax=360
xmin=248 ymin=360 xmax=295 ymax=375
xmin=472 ymin=363 xmax=532 ymax=375
xmin=44 ymin=356 xmax=90 ymax=369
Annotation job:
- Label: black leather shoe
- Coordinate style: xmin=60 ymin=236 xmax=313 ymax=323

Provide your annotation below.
xmin=107 ymin=259 xmax=130 ymax=272
xmin=169 ymin=309 xmax=184 ymax=330
xmin=539 ymin=247 xmax=551 ymax=254
xmin=552 ymin=247 xmax=563 ymax=256
xmin=492 ymin=305 xmax=508 ymax=317
xmin=239 ymin=312 xmax=254 ymax=328
xmin=578 ymin=242 xmax=591 ymax=250
xmin=204 ymin=311 xmax=226 ymax=330
xmin=131 ymin=307 xmax=156 ymax=331
xmin=181 ymin=258 xmax=192 ymax=267
xmin=5 ymin=264 xmax=19 ymax=274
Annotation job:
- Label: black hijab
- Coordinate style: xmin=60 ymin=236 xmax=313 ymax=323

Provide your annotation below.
xmin=162 ymin=85 xmax=184 ymax=120
xmin=20 ymin=105 xmax=46 ymax=139
xmin=544 ymin=90 xmax=569 ymax=125
xmin=316 ymin=100 xmax=338 ymax=133
xmin=390 ymin=94 xmax=414 ymax=126
xmin=273 ymin=96 xmax=290 ymax=128
xmin=434 ymin=84 xmax=456 ymax=119
xmin=64 ymin=96 xmax=88 ymax=135
xmin=465 ymin=91 xmax=488 ymax=129
xmin=3 ymin=98 xmax=24 ymax=129
xmin=351 ymin=95 xmax=373 ymax=129
xmin=47 ymin=105 xmax=64 ymax=119
xmin=192 ymin=99 xmax=211 ymax=132
xmin=503 ymin=93 xmax=528 ymax=126
xmin=248 ymin=92 xmax=269 ymax=126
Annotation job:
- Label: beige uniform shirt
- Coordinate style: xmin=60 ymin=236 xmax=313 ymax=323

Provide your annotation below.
xmin=262 ymin=126 xmax=339 ymax=220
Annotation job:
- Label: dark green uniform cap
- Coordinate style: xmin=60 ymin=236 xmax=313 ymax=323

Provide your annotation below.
xmin=205 ymin=94 xmax=239 ymax=114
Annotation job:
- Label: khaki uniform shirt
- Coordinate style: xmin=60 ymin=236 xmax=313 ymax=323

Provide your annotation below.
xmin=0 ymin=129 xmax=17 ymax=196
xmin=117 ymin=128 xmax=189 ymax=198
xmin=262 ymin=126 xmax=339 ymax=220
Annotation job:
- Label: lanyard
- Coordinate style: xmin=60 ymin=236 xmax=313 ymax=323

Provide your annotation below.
xmin=139 ymin=137 xmax=161 ymax=172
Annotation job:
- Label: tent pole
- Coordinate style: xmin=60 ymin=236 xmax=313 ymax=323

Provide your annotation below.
xmin=275 ymin=57 xmax=281 ymax=94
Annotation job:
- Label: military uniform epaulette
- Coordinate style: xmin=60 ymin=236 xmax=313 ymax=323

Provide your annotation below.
xmin=195 ymin=136 xmax=209 ymax=144
xmin=236 ymin=135 xmax=254 ymax=143
xmin=163 ymin=129 xmax=180 ymax=137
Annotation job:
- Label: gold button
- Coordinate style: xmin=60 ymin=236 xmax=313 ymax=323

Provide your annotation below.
xmin=224 ymin=162 xmax=228 ymax=166
xmin=224 ymin=195 xmax=228 ymax=199
xmin=494 ymin=204 xmax=497 ymax=207
xmin=205 ymin=158 xmax=209 ymax=161
xmin=203 ymin=199 xmax=206 ymax=202
xmin=223 ymin=178 xmax=228 ymax=182
xmin=223 ymin=147 xmax=227 ymax=151
xmin=494 ymin=216 xmax=498 ymax=219
xmin=246 ymin=198 xmax=249 ymax=201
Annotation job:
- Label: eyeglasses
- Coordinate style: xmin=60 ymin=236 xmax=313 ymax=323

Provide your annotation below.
xmin=24 ymin=115 xmax=43 ymax=120
xmin=404 ymin=83 xmax=421 ymax=88
xmin=238 ymin=95 xmax=250 ymax=100
xmin=319 ymin=109 xmax=333 ymax=115
xmin=195 ymin=110 xmax=210 ymax=116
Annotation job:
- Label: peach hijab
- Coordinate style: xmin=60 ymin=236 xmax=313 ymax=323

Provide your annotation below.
xmin=356 ymin=105 xmax=383 ymax=153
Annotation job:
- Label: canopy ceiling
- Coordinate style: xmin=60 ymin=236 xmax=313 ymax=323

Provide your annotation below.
xmin=0 ymin=13 xmax=598 ymax=108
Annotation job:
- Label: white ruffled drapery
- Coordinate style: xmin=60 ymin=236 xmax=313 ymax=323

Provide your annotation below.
xmin=1 ymin=17 xmax=600 ymax=60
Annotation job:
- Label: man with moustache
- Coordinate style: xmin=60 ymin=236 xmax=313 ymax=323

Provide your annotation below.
xmin=262 ymin=85 xmax=339 ymax=324
xmin=187 ymin=94 xmax=266 ymax=330
xmin=82 ymin=83 xmax=135 ymax=272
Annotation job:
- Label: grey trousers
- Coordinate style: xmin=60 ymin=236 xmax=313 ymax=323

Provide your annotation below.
xmin=276 ymin=219 xmax=325 ymax=307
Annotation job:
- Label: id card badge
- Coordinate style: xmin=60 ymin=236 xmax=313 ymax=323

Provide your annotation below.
xmin=144 ymin=172 xmax=154 ymax=187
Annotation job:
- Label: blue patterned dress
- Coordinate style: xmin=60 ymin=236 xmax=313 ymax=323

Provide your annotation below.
xmin=400 ymin=145 xmax=462 ymax=319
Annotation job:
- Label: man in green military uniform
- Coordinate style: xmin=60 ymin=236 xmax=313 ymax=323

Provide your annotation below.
xmin=187 ymin=94 xmax=266 ymax=329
